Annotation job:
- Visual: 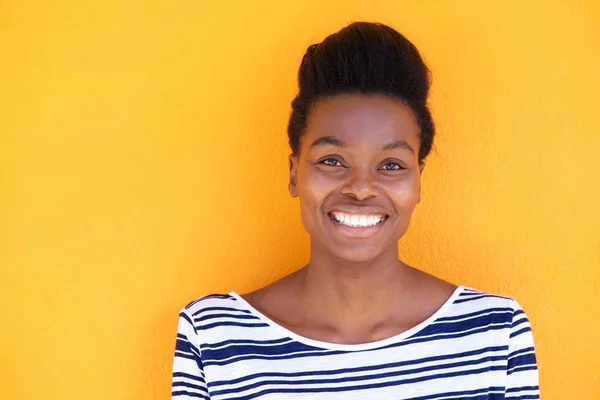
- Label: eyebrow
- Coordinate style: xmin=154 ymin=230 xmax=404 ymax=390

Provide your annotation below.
xmin=382 ymin=140 xmax=416 ymax=155
xmin=310 ymin=136 xmax=415 ymax=155
xmin=310 ymin=136 xmax=347 ymax=148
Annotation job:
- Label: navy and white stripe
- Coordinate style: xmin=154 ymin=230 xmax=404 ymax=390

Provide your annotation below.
xmin=172 ymin=286 xmax=539 ymax=399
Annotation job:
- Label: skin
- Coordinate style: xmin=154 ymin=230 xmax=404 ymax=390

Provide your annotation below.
xmin=243 ymin=94 xmax=456 ymax=345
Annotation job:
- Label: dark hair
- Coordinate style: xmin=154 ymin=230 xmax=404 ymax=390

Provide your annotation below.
xmin=287 ymin=22 xmax=434 ymax=162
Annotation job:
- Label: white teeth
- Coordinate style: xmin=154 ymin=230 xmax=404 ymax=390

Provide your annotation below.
xmin=331 ymin=212 xmax=385 ymax=228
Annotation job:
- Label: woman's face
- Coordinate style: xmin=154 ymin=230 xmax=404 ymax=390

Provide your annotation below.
xmin=289 ymin=94 xmax=424 ymax=263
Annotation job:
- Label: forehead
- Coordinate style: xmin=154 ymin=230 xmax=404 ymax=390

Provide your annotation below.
xmin=303 ymin=94 xmax=420 ymax=149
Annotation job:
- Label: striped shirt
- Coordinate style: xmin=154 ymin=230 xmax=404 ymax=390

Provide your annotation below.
xmin=171 ymin=286 xmax=539 ymax=399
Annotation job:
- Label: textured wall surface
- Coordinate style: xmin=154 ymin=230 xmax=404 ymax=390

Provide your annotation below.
xmin=1 ymin=1 xmax=599 ymax=399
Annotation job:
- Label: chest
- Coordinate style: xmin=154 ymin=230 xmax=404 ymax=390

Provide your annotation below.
xmin=201 ymin=335 xmax=510 ymax=400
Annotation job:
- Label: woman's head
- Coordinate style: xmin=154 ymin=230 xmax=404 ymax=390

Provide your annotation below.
xmin=287 ymin=22 xmax=433 ymax=263
xmin=288 ymin=22 xmax=434 ymax=162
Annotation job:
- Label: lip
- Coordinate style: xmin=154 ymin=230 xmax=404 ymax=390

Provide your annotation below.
xmin=329 ymin=207 xmax=388 ymax=215
xmin=327 ymin=212 xmax=388 ymax=238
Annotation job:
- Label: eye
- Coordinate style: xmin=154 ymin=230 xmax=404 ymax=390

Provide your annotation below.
xmin=379 ymin=162 xmax=405 ymax=171
xmin=320 ymin=158 xmax=344 ymax=167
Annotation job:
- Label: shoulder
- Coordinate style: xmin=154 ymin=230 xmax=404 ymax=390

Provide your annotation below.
xmin=451 ymin=286 xmax=533 ymax=328
xmin=181 ymin=292 xmax=244 ymax=317
xmin=437 ymin=287 xmax=536 ymax=347
xmin=177 ymin=292 xmax=282 ymax=348
xmin=455 ymin=286 xmax=524 ymax=309
xmin=178 ymin=291 xmax=269 ymax=332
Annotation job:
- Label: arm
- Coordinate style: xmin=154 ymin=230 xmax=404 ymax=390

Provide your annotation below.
xmin=505 ymin=300 xmax=540 ymax=399
xmin=171 ymin=308 xmax=210 ymax=399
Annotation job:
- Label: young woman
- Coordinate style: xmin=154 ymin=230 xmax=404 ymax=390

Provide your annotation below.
xmin=171 ymin=22 xmax=539 ymax=399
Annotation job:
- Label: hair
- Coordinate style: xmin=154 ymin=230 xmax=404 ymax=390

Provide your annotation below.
xmin=287 ymin=22 xmax=434 ymax=162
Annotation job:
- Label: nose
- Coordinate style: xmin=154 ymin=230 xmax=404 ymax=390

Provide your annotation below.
xmin=340 ymin=168 xmax=379 ymax=201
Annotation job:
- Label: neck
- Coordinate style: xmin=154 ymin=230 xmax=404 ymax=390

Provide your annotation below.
xmin=298 ymin=241 xmax=413 ymax=336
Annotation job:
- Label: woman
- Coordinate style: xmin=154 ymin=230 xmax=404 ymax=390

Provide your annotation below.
xmin=172 ymin=22 xmax=539 ymax=399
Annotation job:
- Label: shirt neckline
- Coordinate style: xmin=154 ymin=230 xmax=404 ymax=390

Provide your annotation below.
xmin=228 ymin=285 xmax=465 ymax=351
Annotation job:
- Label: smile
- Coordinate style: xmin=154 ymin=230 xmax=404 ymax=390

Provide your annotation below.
xmin=329 ymin=211 xmax=387 ymax=228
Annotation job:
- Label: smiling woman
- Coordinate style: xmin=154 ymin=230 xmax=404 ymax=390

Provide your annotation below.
xmin=171 ymin=22 xmax=539 ymax=399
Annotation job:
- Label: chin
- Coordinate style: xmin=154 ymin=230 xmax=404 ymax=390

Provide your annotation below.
xmin=328 ymin=243 xmax=390 ymax=264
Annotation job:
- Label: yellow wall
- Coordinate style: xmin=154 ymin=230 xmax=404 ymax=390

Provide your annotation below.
xmin=1 ymin=1 xmax=599 ymax=398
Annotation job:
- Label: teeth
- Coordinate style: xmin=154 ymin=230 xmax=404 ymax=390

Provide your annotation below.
xmin=331 ymin=212 xmax=385 ymax=228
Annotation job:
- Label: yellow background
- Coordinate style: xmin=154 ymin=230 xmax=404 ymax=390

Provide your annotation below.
xmin=1 ymin=1 xmax=599 ymax=399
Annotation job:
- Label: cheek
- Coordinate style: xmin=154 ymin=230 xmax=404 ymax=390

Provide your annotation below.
xmin=297 ymin=168 xmax=337 ymax=226
xmin=298 ymin=167 xmax=336 ymax=205
xmin=389 ymin=176 xmax=422 ymax=212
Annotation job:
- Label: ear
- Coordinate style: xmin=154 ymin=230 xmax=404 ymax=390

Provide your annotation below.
xmin=288 ymin=154 xmax=299 ymax=198
xmin=417 ymin=161 xmax=425 ymax=203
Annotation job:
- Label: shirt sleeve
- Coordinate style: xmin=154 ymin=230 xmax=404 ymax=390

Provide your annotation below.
xmin=171 ymin=308 xmax=210 ymax=399
xmin=505 ymin=299 xmax=540 ymax=399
